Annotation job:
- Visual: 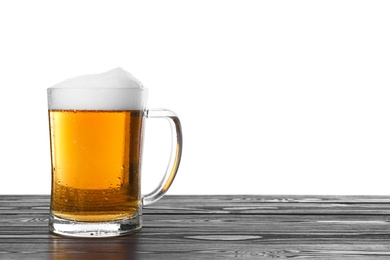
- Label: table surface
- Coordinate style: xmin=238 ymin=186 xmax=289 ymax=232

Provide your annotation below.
xmin=1 ymin=195 xmax=390 ymax=259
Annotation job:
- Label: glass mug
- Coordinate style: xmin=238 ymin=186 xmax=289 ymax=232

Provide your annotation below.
xmin=47 ymin=87 xmax=182 ymax=237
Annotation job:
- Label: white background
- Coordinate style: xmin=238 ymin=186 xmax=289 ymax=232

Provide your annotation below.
xmin=1 ymin=1 xmax=390 ymax=195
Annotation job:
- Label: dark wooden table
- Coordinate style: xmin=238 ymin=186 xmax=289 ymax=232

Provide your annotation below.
xmin=1 ymin=195 xmax=390 ymax=259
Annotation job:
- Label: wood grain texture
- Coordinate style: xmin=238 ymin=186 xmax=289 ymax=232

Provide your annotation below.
xmin=1 ymin=195 xmax=390 ymax=259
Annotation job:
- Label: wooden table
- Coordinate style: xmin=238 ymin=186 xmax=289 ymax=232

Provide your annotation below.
xmin=1 ymin=195 xmax=390 ymax=259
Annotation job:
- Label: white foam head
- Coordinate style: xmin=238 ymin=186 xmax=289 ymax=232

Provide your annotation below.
xmin=48 ymin=68 xmax=148 ymax=110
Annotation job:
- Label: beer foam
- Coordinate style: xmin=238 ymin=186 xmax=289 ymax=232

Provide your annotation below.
xmin=48 ymin=68 xmax=148 ymax=110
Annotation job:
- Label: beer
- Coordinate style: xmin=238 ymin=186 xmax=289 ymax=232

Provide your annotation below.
xmin=49 ymin=110 xmax=144 ymax=222
xmin=48 ymin=68 xmax=182 ymax=237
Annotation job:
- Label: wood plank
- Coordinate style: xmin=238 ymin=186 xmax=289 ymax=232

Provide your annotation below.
xmin=144 ymin=195 xmax=390 ymax=215
xmin=1 ymin=195 xmax=390 ymax=259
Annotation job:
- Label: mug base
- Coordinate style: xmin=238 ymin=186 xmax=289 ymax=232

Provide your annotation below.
xmin=49 ymin=214 xmax=142 ymax=237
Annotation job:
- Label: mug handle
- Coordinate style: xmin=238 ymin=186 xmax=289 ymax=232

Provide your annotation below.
xmin=142 ymin=108 xmax=183 ymax=206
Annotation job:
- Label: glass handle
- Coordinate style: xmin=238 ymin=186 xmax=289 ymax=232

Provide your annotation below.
xmin=142 ymin=109 xmax=183 ymax=206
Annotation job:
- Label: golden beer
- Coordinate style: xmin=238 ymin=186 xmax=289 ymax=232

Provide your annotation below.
xmin=48 ymin=68 xmax=182 ymax=237
xmin=49 ymin=110 xmax=144 ymax=222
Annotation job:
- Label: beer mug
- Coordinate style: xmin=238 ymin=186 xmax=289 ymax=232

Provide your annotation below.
xmin=47 ymin=69 xmax=182 ymax=237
